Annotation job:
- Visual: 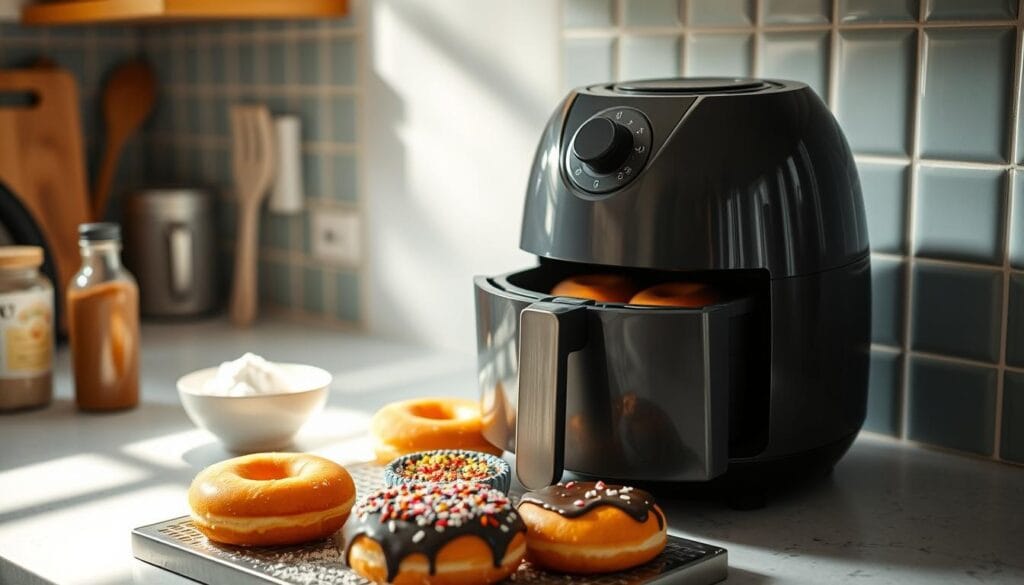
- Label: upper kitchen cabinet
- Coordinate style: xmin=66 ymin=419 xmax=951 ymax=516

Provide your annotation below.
xmin=20 ymin=0 xmax=347 ymax=26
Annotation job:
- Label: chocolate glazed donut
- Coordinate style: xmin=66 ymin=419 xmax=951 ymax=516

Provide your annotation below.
xmin=343 ymin=483 xmax=526 ymax=583
xmin=519 ymin=481 xmax=664 ymax=529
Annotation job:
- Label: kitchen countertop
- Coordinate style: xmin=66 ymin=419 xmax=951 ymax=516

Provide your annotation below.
xmin=1 ymin=319 xmax=1022 ymax=585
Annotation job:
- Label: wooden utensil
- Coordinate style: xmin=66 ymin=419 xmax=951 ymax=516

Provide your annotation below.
xmin=0 ymin=68 xmax=91 ymax=332
xmin=92 ymin=60 xmax=156 ymax=220
xmin=229 ymin=105 xmax=276 ymax=327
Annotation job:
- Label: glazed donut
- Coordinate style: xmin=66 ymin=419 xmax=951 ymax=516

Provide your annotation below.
xmin=517 ymin=480 xmax=666 ymax=574
xmin=551 ymin=274 xmax=637 ymax=303
xmin=370 ymin=397 xmax=502 ymax=464
xmin=629 ymin=282 xmax=718 ymax=307
xmin=188 ymin=452 xmax=356 ymax=546
xmin=344 ymin=482 xmax=527 ymax=584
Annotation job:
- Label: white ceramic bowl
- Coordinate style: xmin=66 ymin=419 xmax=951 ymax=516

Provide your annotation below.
xmin=177 ymin=364 xmax=331 ymax=453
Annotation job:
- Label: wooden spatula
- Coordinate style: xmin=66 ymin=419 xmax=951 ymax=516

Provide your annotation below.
xmin=229 ymin=105 xmax=277 ymax=326
xmin=92 ymin=60 xmax=156 ymax=220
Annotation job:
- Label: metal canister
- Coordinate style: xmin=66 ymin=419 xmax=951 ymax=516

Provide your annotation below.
xmin=123 ymin=188 xmax=219 ymax=317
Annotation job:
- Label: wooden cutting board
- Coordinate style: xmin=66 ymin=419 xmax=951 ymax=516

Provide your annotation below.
xmin=0 ymin=68 xmax=91 ymax=331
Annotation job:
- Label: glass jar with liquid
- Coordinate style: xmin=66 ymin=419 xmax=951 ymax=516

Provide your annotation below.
xmin=67 ymin=223 xmax=140 ymax=411
xmin=0 ymin=246 xmax=54 ymax=411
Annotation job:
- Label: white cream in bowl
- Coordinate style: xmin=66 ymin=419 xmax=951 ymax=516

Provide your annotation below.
xmin=177 ymin=355 xmax=331 ymax=452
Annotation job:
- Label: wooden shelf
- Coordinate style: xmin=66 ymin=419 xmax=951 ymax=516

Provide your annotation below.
xmin=22 ymin=0 xmax=347 ymax=26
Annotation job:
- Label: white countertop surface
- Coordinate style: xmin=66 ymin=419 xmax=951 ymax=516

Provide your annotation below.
xmin=1 ymin=319 xmax=1022 ymax=585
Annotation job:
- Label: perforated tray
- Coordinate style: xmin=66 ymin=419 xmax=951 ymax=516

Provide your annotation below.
xmin=132 ymin=463 xmax=727 ymax=585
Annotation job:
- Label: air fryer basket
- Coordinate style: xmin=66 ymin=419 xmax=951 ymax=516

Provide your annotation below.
xmin=475 ymin=259 xmax=770 ymax=485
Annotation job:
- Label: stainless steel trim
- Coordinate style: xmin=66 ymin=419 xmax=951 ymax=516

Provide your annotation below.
xmin=167 ymin=223 xmax=193 ymax=298
xmin=515 ymin=301 xmax=586 ymax=490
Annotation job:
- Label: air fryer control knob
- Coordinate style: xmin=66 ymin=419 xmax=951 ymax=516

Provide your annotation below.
xmin=565 ymin=107 xmax=653 ymax=194
xmin=572 ymin=118 xmax=633 ymax=174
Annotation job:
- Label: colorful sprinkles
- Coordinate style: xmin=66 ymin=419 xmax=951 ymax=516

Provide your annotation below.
xmin=384 ymin=449 xmax=512 ymax=493
xmin=400 ymin=452 xmax=494 ymax=483
xmin=344 ymin=481 xmax=527 ymax=581
xmin=353 ymin=482 xmax=516 ymax=532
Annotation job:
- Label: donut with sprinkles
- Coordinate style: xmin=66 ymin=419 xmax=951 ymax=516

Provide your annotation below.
xmin=343 ymin=482 xmax=526 ymax=584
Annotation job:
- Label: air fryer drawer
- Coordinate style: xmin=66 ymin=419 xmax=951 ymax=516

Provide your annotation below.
xmin=474 ymin=270 xmax=762 ymax=483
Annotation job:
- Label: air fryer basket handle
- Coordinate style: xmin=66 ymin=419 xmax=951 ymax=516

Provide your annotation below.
xmin=515 ymin=301 xmax=587 ymax=490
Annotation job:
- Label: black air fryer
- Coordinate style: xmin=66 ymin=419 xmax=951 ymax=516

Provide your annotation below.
xmin=474 ymin=78 xmax=871 ymax=501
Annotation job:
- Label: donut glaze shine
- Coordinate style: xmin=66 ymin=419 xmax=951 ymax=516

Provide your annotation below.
xmin=344 ymin=482 xmax=527 ymax=584
xmin=188 ymin=452 xmax=356 ymax=546
xmin=517 ymin=480 xmax=667 ymax=574
xmin=370 ymin=397 xmax=502 ymax=464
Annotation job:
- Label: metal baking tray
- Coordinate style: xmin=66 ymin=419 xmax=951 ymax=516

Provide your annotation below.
xmin=132 ymin=463 xmax=727 ymax=585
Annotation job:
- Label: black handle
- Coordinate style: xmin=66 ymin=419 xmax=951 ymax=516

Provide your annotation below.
xmin=515 ymin=301 xmax=587 ymax=490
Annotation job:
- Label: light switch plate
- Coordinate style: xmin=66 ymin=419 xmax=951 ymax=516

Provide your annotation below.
xmin=311 ymin=208 xmax=361 ymax=266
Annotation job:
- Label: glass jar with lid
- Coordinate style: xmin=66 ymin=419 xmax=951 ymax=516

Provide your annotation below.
xmin=0 ymin=246 xmax=54 ymax=411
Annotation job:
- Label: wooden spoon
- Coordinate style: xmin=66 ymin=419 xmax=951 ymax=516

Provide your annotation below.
xmin=92 ymin=60 xmax=156 ymax=220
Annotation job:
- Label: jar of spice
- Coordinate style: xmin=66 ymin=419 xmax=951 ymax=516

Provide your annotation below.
xmin=0 ymin=246 xmax=54 ymax=411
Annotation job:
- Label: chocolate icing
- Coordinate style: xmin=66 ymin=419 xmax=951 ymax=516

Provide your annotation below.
xmin=342 ymin=483 xmax=525 ymax=581
xmin=518 ymin=481 xmax=664 ymax=530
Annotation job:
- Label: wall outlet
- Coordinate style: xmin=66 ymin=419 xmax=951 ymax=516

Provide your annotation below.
xmin=311 ymin=209 xmax=361 ymax=265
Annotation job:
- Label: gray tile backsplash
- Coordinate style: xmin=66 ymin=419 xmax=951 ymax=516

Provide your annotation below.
xmin=915 ymin=167 xmax=1005 ymax=264
xmin=759 ymin=31 xmax=829 ymax=100
xmin=911 ymin=264 xmax=1003 ymax=362
xmin=624 ymin=0 xmax=681 ymax=26
xmin=858 ymin=163 xmax=908 ymax=253
xmin=1002 ymin=372 xmax=1024 ymax=462
xmin=687 ymin=0 xmax=754 ymax=26
xmin=763 ymin=0 xmax=832 ymax=24
xmin=685 ymin=33 xmax=753 ymax=78
xmin=837 ymin=29 xmax=915 ymax=156
xmin=562 ymin=0 xmax=1024 ymax=466
xmin=866 ymin=351 xmax=902 ymax=435
xmin=565 ymin=0 xmax=615 ymax=28
xmin=139 ymin=20 xmax=363 ymax=328
xmin=565 ymin=38 xmax=616 ymax=90
xmin=919 ymin=28 xmax=1014 ymax=163
xmin=872 ymin=258 xmax=905 ymax=347
xmin=908 ymin=356 xmax=997 ymax=455
xmin=839 ymin=0 xmax=918 ymax=23
xmin=621 ymin=36 xmax=679 ymax=81
xmin=925 ymin=0 xmax=1018 ymax=21
xmin=1007 ymin=274 xmax=1024 ymax=367
xmin=0 ymin=15 xmax=364 ymax=329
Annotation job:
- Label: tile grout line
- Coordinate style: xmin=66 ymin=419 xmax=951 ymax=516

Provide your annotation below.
xmin=992 ymin=0 xmax=1024 ymax=462
xmin=826 ymin=0 xmax=839 ymax=109
xmin=562 ymin=19 xmax=1021 ymax=38
xmin=677 ymin=0 xmax=687 ymax=76
xmin=750 ymin=0 xmax=761 ymax=76
xmin=319 ymin=13 xmax=336 ymax=320
xmin=612 ymin=0 xmax=622 ymax=81
xmin=898 ymin=0 xmax=929 ymax=442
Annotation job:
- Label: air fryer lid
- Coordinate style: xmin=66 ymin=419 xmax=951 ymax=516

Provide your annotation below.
xmin=613 ymin=77 xmax=772 ymax=94
xmin=520 ymin=77 xmax=869 ymax=278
